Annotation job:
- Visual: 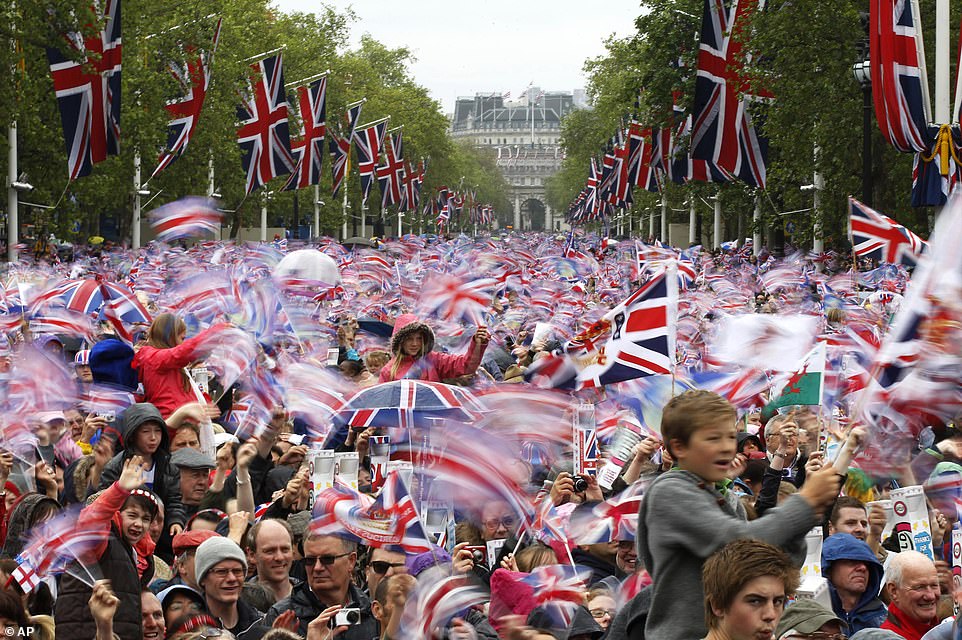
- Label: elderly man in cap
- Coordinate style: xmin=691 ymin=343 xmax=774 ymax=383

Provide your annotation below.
xmin=195 ymin=536 xmax=270 ymax=640
xmin=171 ymin=447 xmax=216 ymax=520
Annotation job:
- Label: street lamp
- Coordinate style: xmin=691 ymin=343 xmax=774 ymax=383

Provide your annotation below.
xmin=852 ymin=60 xmax=873 ymax=205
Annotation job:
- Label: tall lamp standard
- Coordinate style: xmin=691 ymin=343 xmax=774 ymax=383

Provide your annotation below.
xmin=852 ymin=60 xmax=873 ymax=205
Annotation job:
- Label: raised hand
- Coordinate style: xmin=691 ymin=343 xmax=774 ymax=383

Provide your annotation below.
xmin=118 ymin=455 xmax=149 ymax=491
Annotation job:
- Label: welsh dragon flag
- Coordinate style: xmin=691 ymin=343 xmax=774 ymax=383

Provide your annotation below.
xmin=768 ymin=341 xmax=826 ymax=411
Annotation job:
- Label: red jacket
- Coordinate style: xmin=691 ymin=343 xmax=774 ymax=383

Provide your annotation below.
xmin=379 ymin=314 xmax=487 ymax=383
xmin=880 ymin=602 xmax=938 ymax=640
xmin=80 ymin=482 xmax=156 ymax=578
xmin=131 ymin=323 xmax=226 ymax=418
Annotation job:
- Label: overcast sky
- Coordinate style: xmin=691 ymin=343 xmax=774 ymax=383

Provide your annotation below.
xmin=271 ymin=0 xmax=642 ymax=112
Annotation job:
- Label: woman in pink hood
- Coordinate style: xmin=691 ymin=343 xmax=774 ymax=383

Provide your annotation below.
xmin=379 ymin=313 xmax=489 ymax=382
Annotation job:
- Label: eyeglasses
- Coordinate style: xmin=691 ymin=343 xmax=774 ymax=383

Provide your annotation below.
xmin=304 ymin=552 xmax=351 ymax=566
xmin=590 ymin=609 xmax=614 ymax=619
xmin=369 ymin=560 xmax=406 ymax=575
xmin=483 ymin=516 xmax=515 ymax=529
xmin=208 ymin=567 xmax=245 ymax=579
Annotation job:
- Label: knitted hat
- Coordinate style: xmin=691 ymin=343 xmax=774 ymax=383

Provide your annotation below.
xmin=775 ymin=599 xmax=846 ymax=639
xmin=194 ymin=536 xmax=247 ymax=586
xmin=74 ymin=349 xmax=91 ymax=366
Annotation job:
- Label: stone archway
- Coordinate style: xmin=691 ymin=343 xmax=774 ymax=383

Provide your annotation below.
xmin=521 ymin=198 xmax=546 ymax=231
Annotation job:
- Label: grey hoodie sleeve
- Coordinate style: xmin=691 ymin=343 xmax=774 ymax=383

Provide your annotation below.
xmin=645 ymin=476 xmax=816 ymax=566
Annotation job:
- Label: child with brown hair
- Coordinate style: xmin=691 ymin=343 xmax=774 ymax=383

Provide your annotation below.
xmin=637 ymin=390 xmax=841 ymax=640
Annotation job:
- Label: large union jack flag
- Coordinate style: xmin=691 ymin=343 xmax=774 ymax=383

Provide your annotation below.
xmin=627 ymin=121 xmax=660 ymax=193
xmin=46 ymin=0 xmax=122 ymax=180
xmin=283 ymin=74 xmax=327 ymax=191
xmin=690 ymin=0 xmax=770 ymax=188
xmin=576 ymin=267 xmax=678 ymax=389
xmin=849 ymin=197 xmax=927 ymax=267
xmin=404 ymin=159 xmax=424 ymax=213
xmin=236 ymin=53 xmax=294 ymax=194
xmin=329 ymin=131 xmax=350 ymax=198
xmin=152 ymin=17 xmax=221 ymax=178
xmin=354 ymin=120 xmax=388 ymax=206
xmin=376 ymin=131 xmax=406 ymax=208
xmin=869 ymin=0 xmax=932 ymax=153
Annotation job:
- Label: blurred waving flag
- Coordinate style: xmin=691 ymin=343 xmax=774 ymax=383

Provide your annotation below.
xmin=149 ymin=197 xmax=223 ymax=242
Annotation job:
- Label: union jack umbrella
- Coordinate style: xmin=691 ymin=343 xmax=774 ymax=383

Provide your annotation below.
xmin=153 ymin=17 xmax=222 ymax=178
xmin=46 ymin=0 xmax=122 ymax=180
xmin=47 ymin=276 xmax=149 ymax=321
xmin=283 ymin=74 xmax=327 ymax=191
xmin=690 ymin=0 xmax=770 ymax=188
xmin=337 ymin=380 xmax=486 ymax=430
xmin=237 ymin=53 xmax=295 ymax=194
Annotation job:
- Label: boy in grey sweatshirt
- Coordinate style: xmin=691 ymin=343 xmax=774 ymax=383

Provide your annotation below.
xmin=635 ymin=390 xmax=841 ymax=640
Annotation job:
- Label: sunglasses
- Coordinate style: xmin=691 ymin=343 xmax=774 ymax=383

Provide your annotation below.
xmin=369 ymin=560 xmax=406 ymax=575
xmin=304 ymin=552 xmax=351 ymax=566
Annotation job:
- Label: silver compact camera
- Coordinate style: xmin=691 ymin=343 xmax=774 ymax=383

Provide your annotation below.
xmin=333 ymin=608 xmax=361 ymax=627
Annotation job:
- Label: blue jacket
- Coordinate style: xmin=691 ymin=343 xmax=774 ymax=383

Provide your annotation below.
xmin=821 ymin=533 xmax=887 ymax=634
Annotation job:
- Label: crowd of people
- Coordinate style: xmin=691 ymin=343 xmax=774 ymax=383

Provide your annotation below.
xmin=0 ymin=228 xmax=957 ymax=640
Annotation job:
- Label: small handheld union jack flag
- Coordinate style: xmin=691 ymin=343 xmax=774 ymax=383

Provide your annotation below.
xmin=148 ymin=197 xmax=223 ymax=242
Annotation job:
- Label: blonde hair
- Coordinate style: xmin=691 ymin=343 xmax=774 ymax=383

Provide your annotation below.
xmin=388 ymin=331 xmax=429 ymax=380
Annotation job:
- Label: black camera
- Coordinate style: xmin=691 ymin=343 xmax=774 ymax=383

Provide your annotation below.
xmin=573 ymin=476 xmax=589 ymax=493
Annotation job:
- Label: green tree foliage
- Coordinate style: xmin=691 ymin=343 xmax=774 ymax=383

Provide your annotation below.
xmin=1 ymin=0 xmax=507 ymax=243
xmin=549 ymin=0 xmax=956 ymax=246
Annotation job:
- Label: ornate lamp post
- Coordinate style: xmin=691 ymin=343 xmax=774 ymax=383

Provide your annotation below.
xmin=852 ymin=60 xmax=873 ymax=205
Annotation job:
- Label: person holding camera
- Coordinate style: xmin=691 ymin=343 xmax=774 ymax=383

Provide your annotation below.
xmin=264 ymin=533 xmax=376 ymax=639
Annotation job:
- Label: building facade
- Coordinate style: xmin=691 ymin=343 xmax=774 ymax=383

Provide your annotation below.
xmin=450 ymin=88 xmax=580 ymax=232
